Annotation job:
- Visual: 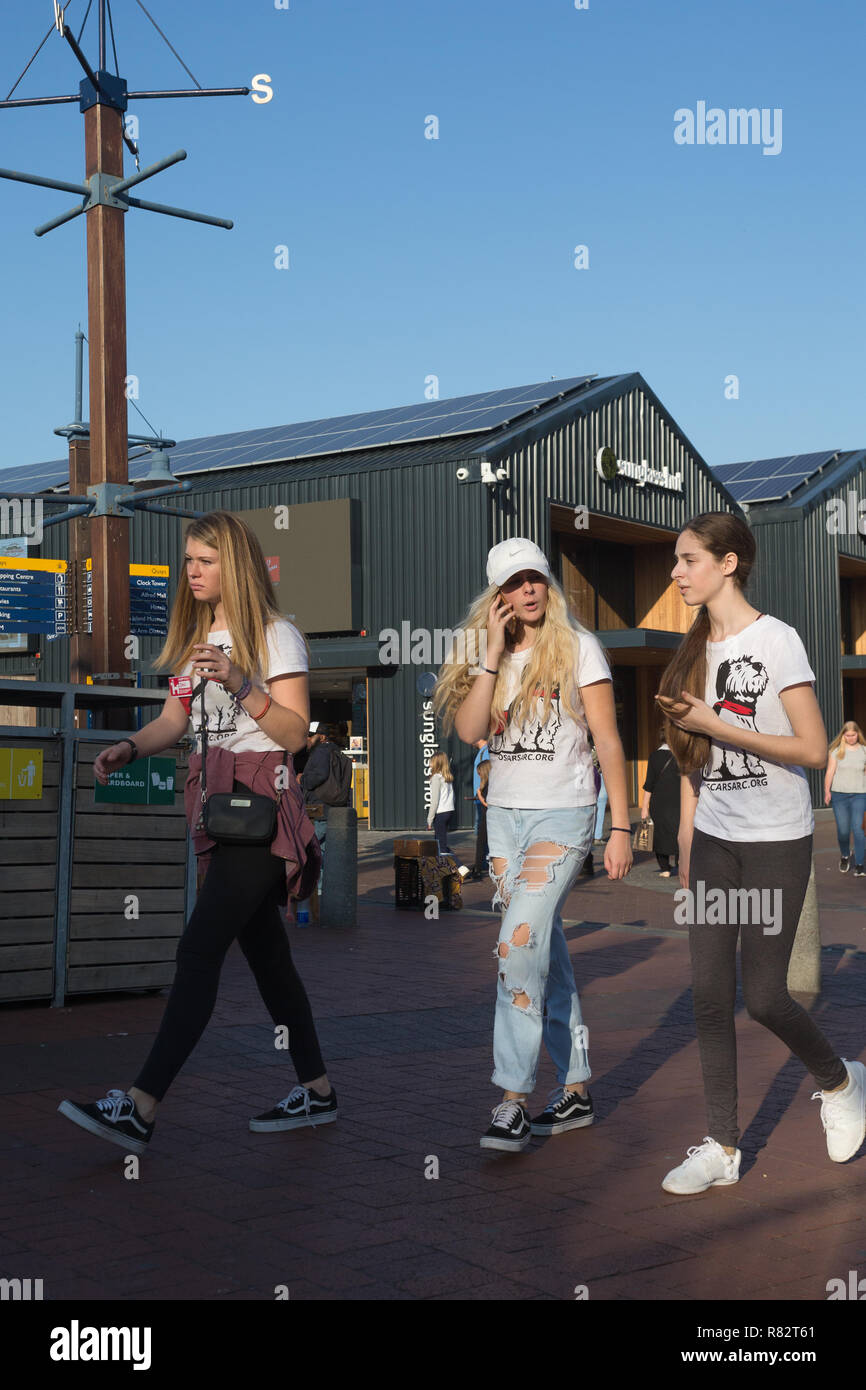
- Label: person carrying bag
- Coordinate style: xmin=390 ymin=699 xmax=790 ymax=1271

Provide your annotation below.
xmin=58 ymin=511 xmax=337 ymax=1156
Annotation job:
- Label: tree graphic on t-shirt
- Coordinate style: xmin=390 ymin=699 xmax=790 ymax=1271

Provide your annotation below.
xmin=492 ymin=681 xmax=562 ymax=755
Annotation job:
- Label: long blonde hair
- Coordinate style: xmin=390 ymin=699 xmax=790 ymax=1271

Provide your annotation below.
xmin=829 ymin=721 xmax=866 ymax=760
xmin=432 ymin=576 xmax=603 ymax=736
xmin=430 ymin=752 xmax=453 ymax=782
xmin=155 ymin=510 xmax=309 ymax=679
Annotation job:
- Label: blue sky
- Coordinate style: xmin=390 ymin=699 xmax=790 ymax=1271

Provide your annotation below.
xmin=0 ymin=0 xmax=863 ymax=476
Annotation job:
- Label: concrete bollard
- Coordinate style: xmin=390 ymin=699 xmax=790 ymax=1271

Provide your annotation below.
xmin=787 ymin=862 xmax=821 ymax=995
xmin=319 ymin=805 xmax=358 ymax=928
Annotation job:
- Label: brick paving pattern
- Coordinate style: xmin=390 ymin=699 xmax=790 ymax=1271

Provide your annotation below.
xmin=1 ymin=812 xmax=865 ymax=1301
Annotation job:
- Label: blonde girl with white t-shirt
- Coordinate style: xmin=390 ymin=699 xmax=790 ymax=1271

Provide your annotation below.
xmin=426 ymin=751 xmax=456 ymax=854
xmin=58 ymin=511 xmax=334 ymax=1155
xmin=656 ymin=511 xmax=864 ymax=1194
xmin=824 ymin=722 xmax=866 ymax=874
xmin=433 ymin=538 xmax=632 ymax=1152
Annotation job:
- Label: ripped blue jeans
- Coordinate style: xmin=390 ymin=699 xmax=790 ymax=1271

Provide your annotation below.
xmin=486 ymin=805 xmax=595 ymax=1094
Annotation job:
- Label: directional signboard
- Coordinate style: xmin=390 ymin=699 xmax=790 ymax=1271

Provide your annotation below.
xmin=0 ymin=556 xmax=70 ymax=637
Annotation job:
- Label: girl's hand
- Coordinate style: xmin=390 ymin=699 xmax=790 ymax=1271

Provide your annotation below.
xmin=603 ymin=828 xmax=632 ymax=880
xmin=485 ymin=593 xmax=515 ymax=666
xmin=191 ymin=644 xmax=238 ymax=689
xmin=93 ymin=742 xmax=134 ymax=786
xmin=656 ymin=691 xmax=719 ymax=738
xmin=824 ymin=790 xmax=832 ymax=806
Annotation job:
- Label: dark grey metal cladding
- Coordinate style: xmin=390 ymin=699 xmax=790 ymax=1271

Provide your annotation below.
xmin=21 ymin=375 xmax=747 ymax=826
xmin=747 ymin=461 xmax=866 ymax=804
xmin=484 ymin=374 xmax=743 ymax=553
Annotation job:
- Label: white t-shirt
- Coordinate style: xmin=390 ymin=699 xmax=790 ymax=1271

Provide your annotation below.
xmin=693 ymin=614 xmax=815 ymax=842
xmin=486 ymin=630 xmax=611 ymax=809
xmin=182 ymin=619 xmax=308 ymax=754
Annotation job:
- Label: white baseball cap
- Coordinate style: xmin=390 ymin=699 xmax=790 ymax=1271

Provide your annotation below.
xmin=486 ymin=538 xmax=553 ymax=588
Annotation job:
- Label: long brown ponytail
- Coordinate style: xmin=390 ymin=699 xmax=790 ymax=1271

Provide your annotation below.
xmin=657 ymin=512 xmax=756 ymax=774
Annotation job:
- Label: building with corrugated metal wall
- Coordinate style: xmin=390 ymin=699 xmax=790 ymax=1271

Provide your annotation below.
xmin=1 ymin=372 xmax=750 ymax=827
xmin=714 ymin=450 xmax=866 ymax=806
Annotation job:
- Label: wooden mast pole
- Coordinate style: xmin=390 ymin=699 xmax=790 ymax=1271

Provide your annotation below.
xmin=84 ymin=1 xmax=131 ymax=723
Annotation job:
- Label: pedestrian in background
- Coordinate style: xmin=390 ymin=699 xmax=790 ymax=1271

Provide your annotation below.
xmin=641 ymin=734 xmax=680 ymax=876
xmin=472 ymin=738 xmax=490 ymax=834
xmin=824 ymin=721 xmax=866 ymax=876
xmin=427 ymin=751 xmax=455 ymax=855
xmin=469 ymin=758 xmax=490 ymax=881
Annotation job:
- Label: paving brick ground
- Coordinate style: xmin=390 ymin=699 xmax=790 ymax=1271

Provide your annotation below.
xmin=1 ymin=810 xmax=865 ymax=1304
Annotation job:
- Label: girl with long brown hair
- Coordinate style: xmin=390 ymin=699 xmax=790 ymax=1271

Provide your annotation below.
xmin=656 ymin=512 xmax=864 ymax=1193
xmin=435 ymin=538 xmax=632 ymax=1152
xmin=58 ymin=511 xmax=334 ymax=1154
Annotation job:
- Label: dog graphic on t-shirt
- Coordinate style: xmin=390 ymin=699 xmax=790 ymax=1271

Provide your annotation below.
xmin=703 ymin=655 xmax=768 ymax=782
xmin=491 ymin=686 xmax=563 ymax=757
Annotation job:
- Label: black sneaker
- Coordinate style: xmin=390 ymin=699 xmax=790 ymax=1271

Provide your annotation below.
xmin=840 ymin=857 xmax=850 ymax=873
xmin=854 ymin=865 xmax=865 ymax=878
xmin=479 ymin=1099 xmax=532 ymax=1152
xmin=530 ymin=1085 xmax=594 ymax=1136
xmin=250 ymin=1084 xmax=338 ymax=1131
xmin=57 ymin=1089 xmax=154 ymax=1155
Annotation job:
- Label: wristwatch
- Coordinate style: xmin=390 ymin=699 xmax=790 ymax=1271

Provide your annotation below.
xmin=116 ymin=737 xmax=139 ymax=763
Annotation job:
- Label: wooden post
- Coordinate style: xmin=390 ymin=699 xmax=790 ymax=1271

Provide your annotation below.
xmin=84 ymin=97 xmax=131 ymax=727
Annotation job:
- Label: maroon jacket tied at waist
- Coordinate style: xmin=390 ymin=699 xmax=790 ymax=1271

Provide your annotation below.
xmin=184 ymin=747 xmax=322 ymax=903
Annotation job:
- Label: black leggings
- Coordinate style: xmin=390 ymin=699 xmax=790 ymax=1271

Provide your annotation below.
xmin=688 ymin=828 xmax=847 ymax=1147
xmin=133 ymin=842 xmax=326 ymax=1102
xmin=433 ymin=811 xmax=452 ymax=855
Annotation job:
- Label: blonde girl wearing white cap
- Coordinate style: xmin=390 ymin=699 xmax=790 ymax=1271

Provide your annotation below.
xmin=434 ymin=538 xmax=632 ymax=1151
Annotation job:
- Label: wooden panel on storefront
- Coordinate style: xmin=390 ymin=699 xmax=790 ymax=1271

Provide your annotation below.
xmin=634 ymin=545 xmax=691 ymax=633
xmin=562 ymin=551 xmax=595 ymax=628
xmin=0 ymin=675 xmax=38 ymax=729
xmin=850 ymin=578 xmax=866 ymax=656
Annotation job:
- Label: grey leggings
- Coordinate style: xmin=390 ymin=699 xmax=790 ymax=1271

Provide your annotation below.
xmin=688 ymin=828 xmax=847 ymax=1147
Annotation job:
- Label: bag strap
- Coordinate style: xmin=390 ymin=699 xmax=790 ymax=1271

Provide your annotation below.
xmin=199 ymin=675 xmax=288 ymax=809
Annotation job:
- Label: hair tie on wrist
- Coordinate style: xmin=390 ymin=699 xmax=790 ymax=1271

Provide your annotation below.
xmin=609 ymin=827 xmax=631 ymax=834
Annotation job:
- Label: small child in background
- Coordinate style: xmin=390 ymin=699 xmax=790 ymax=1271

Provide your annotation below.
xmin=427 ymin=751 xmax=456 ymax=855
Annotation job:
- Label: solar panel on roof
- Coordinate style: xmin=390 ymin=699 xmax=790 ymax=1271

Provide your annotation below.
xmin=0 ymin=375 xmax=598 ymax=485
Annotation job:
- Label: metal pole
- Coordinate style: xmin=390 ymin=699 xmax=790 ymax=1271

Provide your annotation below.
xmin=99 ymin=0 xmax=107 ymax=71
xmin=74 ymin=328 xmax=84 ymax=425
xmin=52 ymin=692 xmax=77 ymax=1007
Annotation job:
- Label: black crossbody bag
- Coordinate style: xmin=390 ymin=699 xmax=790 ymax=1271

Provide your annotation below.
xmin=198 ymin=680 xmax=287 ymax=845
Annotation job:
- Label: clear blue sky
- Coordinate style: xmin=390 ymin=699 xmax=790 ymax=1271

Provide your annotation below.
xmin=0 ymin=0 xmax=863 ymax=476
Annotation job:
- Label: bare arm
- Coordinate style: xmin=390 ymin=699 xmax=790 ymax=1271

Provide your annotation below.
xmin=677 ymin=772 xmax=700 ymax=891
xmin=93 ymin=694 xmax=190 ymax=785
xmin=824 ymin=754 xmax=837 ymax=804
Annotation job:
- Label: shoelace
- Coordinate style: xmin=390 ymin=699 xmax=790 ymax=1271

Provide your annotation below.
xmin=95 ymin=1089 xmax=130 ymax=1122
xmin=546 ymin=1086 xmax=586 ymax=1112
xmin=491 ymin=1100 xmax=525 ymax=1129
xmin=811 ymin=1089 xmax=840 ymax=1130
xmin=684 ymin=1136 xmax=721 ymax=1164
xmin=278 ymin=1085 xmax=312 ymax=1120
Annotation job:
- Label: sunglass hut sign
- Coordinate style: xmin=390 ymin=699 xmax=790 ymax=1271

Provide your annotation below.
xmin=596 ymin=446 xmax=683 ymax=493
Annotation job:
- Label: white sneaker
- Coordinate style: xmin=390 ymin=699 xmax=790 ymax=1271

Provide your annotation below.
xmin=812 ymin=1059 xmax=866 ymax=1163
xmin=662 ymin=1137 xmax=741 ymax=1194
